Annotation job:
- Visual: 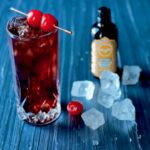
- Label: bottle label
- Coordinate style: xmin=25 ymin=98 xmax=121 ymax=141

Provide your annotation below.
xmin=91 ymin=37 xmax=117 ymax=77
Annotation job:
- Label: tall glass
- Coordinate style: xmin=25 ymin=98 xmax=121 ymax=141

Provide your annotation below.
xmin=7 ymin=17 xmax=61 ymax=125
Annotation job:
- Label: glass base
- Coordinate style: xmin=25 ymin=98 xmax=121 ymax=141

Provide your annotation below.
xmin=17 ymin=103 xmax=61 ymax=125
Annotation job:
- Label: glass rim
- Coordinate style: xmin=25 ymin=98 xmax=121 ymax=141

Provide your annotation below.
xmin=6 ymin=17 xmax=58 ymax=41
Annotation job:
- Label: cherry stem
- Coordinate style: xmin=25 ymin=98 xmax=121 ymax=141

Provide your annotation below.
xmin=10 ymin=7 xmax=72 ymax=35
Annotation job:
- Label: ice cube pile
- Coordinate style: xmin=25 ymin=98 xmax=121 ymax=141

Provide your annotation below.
xmin=81 ymin=97 xmax=135 ymax=130
xmin=71 ymin=66 xmax=140 ymax=130
xmin=98 ymin=71 xmax=121 ymax=108
xmin=8 ymin=17 xmax=46 ymax=38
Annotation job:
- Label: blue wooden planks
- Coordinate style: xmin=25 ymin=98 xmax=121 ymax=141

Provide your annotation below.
xmin=0 ymin=0 xmax=150 ymax=149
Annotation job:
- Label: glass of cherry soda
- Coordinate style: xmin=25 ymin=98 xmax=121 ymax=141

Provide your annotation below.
xmin=6 ymin=10 xmax=61 ymax=125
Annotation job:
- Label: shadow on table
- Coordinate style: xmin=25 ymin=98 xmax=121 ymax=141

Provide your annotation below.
xmin=37 ymin=100 xmax=85 ymax=131
xmin=128 ymin=95 xmax=150 ymax=149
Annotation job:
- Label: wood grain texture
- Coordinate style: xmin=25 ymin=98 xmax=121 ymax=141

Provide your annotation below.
xmin=0 ymin=0 xmax=150 ymax=149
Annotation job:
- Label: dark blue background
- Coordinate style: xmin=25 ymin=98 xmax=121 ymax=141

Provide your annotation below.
xmin=0 ymin=0 xmax=150 ymax=149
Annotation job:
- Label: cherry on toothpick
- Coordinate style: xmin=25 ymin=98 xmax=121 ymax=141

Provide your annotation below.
xmin=40 ymin=14 xmax=58 ymax=32
xmin=10 ymin=7 xmax=72 ymax=35
xmin=67 ymin=101 xmax=83 ymax=116
xmin=27 ymin=10 xmax=42 ymax=27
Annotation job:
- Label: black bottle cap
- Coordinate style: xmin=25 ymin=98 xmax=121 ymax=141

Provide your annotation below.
xmin=97 ymin=7 xmax=111 ymax=23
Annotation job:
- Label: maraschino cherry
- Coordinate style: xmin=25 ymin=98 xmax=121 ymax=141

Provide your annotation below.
xmin=67 ymin=101 xmax=83 ymax=116
xmin=40 ymin=14 xmax=58 ymax=32
xmin=27 ymin=10 xmax=42 ymax=27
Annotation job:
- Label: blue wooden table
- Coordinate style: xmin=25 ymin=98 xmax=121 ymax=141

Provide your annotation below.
xmin=0 ymin=0 xmax=150 ymax=149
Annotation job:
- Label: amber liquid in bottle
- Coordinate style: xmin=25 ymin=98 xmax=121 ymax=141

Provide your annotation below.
xmin=91 ymin=7 xmax=118 ymax=78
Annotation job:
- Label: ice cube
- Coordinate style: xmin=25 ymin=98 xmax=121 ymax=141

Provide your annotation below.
xmin=81 ymin=108 xmax=105 ymax=130
xmin=37 ymin=111 xmax=49 ymax=123
xmin=114 ymin=89 xmax=121 ymax=99
xmin=71 ymin=81 xmax=95 ymax=100
xmin=92 ymin=140 xmax=99 ymax=146
xmin=17 ymin=104 xmax=28 ymax=120
xmin=97 ymin=90 xmax=114 ymax=108
xmin=18 ymin=26 xmax=29 ymax=37
xmin=98 ymin=71 xmax=121 ymax=108
xmin=122 ymin=66 xmax=141 ymax=85
xmin=97 ymin=89 xmax=121 ymax=108
xmin=112 ymin=98 xmax=135 ymax=121
xmin=100 ymin=71 xmax=120 ymax=95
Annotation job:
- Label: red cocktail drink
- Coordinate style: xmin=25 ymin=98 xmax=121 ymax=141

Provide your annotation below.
xmin=7 ymin=17 xmax=61 ymax=125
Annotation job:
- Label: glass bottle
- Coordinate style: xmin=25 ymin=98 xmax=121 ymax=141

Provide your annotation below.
xmin=91 ymin=7 xmax=118 ymax=78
